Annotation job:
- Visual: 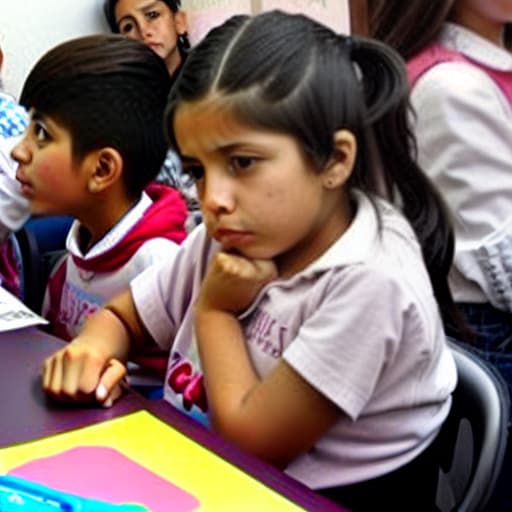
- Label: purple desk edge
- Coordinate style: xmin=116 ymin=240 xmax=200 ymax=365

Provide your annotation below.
xmin=0 ymin=327 xmax=347 ymax=511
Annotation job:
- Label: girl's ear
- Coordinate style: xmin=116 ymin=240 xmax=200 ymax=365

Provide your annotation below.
xmin=87 ymin=147 xmax=123 ymax=193
xmin=322 ymin=130 xmax=357 ymax=189
xmin=173 ymin=10 xmax=188 ymax=35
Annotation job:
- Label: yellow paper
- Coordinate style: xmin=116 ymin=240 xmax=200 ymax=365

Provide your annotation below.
xmin=0 ymin=410 xmax=305 ymax=511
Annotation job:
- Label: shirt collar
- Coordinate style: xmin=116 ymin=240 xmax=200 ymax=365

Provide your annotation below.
xmin=441 ymin=22 xmax=512 ymax=71
xmin=67 ymin=191 xmax=152 ymax=258
xmin=294 ymin=190 xmax=381 ymax=278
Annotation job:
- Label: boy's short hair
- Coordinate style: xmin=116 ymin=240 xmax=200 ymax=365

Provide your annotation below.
xmin=20 ymin=34 xmax=171 ymax=198
xmin=103 ymin=0 xmax=182 ymax=33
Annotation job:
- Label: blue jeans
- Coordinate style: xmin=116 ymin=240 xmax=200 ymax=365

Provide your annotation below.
xmin=448 ymin=302 xmax=512 ymax=418
xmin=447 ymin=303 xmax=512 ymax=511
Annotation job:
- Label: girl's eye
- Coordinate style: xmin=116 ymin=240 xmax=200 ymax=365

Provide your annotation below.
xmin=146 ymin=10 xmax=160 ymax=21
xmin=230 ymin=156 xmax=256 ymax=173
xmin=33 ymin=122 xmax=50 ymax=143
xmin=119 ymin=21 xmax=134 ymax=34
xmin=183 ymin=165 xmax=204 ymax=181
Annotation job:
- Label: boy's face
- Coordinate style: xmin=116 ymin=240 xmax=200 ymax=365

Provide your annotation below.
xmin=11 ymin=111 xmax=91 ymax=216
xmin=114 ymin=0 xmax=187 ymax=75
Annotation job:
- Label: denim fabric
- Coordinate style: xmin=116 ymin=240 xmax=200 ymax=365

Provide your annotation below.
xmin=448 ymin=302 xmax=512 ymax=421
xmin=447 ymin=303 xmax=512 ymax=511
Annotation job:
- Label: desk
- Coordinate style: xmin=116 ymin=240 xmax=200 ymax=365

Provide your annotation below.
xmin=0 ymin=327 xmax=346 ymax=511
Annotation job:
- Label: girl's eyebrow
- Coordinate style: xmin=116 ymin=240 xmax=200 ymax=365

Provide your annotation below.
xmin=183 ymin=141 xmax=263 ymax=159
xmin=140 ymin=0 xmax=161 ymax=13
xmin=116 ymin=0 xmax=159 ymax=25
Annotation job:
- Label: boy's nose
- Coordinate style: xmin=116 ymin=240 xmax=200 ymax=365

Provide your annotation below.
xmin=10 ymin=137 xmax=30 ymax=164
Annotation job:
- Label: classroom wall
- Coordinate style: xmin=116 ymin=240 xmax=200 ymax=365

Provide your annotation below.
xmin=182 ymin=0 xmax=350 ymax=45
xmin=1 ymin=0 xmax=107 ymax=100
xmin=1 ymin=0 xmax=350 ymax=100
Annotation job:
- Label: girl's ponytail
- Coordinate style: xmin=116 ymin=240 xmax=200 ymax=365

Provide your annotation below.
xmin=349 ymin=36 xmax=468 ymax=337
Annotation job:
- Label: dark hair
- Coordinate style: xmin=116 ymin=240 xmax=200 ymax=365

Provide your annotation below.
xmin=369 ymin=0 xmax=512 ymax=58
xmin=165 ymin=10 xmax=459 ymax=326
xmin=103 ymin=0 xmax=181 ymax=32
xmin=19 ymin=34 xmax=171 ymax=198
xmin=103 ymin=0 xmax=190 ymax=57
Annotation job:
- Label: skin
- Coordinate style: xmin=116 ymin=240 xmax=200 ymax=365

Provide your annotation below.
xmin=41 ymin=96 xmax=359 ymax=466
xmin=11 ymin=110 xmax=134 ymax=251
xmin=451 ymin=0 xmax=512 ymax=46
xmin=114 ymin=0 xmax=187 ymax=75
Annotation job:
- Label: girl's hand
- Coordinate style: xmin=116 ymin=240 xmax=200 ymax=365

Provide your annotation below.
xmin=42 ymin=337 xmax=126 ymax=407
xmin=197 ymin=251 xmax=278 ymax=314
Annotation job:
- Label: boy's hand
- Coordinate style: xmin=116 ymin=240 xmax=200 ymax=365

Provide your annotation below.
xmin=196 ymin=251 xmax=278 ymax=314
xmin=42 ymin=338 xmax=126 ymax=407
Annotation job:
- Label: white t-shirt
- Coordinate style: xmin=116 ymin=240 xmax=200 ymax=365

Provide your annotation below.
xmin=410 ymin=22 xmax=512 ymax=309
xmin=131 ymin=190 xmax=457 ymax=488
xmin=0 ymin=135 xmax=30 ymax=243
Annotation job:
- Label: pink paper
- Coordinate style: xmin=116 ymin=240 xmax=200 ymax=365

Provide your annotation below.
xmin=8 ymin=446 xmax=199 ymax=511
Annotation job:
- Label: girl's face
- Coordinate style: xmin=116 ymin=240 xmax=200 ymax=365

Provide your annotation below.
xmin=11 ymin=111 xmax=91 ymax=216
xmin=114 ymin=0 xmax=187 ymax=75
xmin=173 ymin=98 xmax=354 ymax=277
xmin=452 ymin=0 xmax=512 ymax=45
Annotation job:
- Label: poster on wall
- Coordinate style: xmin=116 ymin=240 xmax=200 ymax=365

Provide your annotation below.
xmin=182 ymin=0 xmax=350 ymax=45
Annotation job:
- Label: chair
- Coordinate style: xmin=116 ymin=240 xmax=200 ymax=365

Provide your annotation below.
xmin=435 ymin=341 xmax=510 ymax=512
xmin=12 ymin=226 xmax=43 ymax=312
xmin=12 ymin=227 xmax=66 ymax=314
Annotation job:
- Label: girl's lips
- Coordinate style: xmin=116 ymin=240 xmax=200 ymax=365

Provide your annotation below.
xmin=214 ymin=228 xmax=253 ymax=246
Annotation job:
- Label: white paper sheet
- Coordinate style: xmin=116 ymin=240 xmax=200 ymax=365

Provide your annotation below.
xmin=0 ymin=286 xmax=48 ymax=332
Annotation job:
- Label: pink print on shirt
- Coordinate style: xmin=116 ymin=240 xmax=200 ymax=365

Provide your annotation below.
xmin=167 ymin=352 xmax=208 ymax=413
xmin=245 ymin=310 xmax=287 ymax=359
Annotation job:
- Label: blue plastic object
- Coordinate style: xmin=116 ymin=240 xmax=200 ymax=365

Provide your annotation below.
xmin=0 ymin=476 xmax=148 ymax=511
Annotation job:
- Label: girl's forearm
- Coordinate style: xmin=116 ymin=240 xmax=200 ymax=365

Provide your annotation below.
xmin=195 ymin=309 xmax=260 ymax=435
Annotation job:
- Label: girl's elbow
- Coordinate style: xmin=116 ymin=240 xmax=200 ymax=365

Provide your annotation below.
xmin=211 ymin=414 xmax=293 ymax=469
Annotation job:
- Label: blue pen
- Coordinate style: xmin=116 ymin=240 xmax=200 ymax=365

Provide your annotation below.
xmin=0 ymin=475 xmax=149 ymax=511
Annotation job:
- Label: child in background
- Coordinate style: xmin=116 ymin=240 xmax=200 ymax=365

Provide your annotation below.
xmin=41 ymin=12 xmax=457 ymax=511
xmin=103 ymin=0 xmax=190 ymax=78
xmin=370 ymin=0 xmax=512 ymax=400
xmin=0 ymin=43 xmax=30 ymax=297
xmin=103 ymin=0 xmax=200 ymax=231
xmin=11 ymin=35 xmax=187 ymax=364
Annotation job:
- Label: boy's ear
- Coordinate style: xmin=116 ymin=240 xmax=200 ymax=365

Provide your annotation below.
xmin=322 ymin=130 xmax=357 ymax=189
xmin=88 ymin=147 xmax=123 ymax=193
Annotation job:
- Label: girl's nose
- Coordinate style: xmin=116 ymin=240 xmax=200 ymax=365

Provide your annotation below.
xmin=201 ymin=172 xmax=235 ymax=215
xmin=140 ymin=20 xmax=153 ymax=38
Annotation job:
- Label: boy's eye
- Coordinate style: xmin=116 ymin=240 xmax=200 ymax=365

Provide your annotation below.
xmin=183 ymin=165 xmax=204 ymax=181
xmin=33 ymin=121 xmax=50 ymax=143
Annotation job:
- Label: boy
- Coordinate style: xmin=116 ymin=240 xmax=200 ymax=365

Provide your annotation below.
xmin=11 ymin=35 xmax=187 ymax=374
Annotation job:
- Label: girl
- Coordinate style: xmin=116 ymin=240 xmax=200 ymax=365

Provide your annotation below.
xmin=103 ymin=0 xmax=190 ymax=77
xmin=42 ymin=12 xmax=457 ymax=511
xmin=103 ymin=0 xmax=200 ymax=231
xmin=370 ymin=0 xmax=512 ymax=402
